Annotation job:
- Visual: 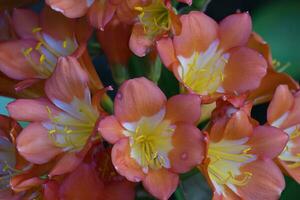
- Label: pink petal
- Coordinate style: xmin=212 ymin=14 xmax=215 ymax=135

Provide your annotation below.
xmin=267 ymin=85 xmax=294 ymax=125
xmin=165 ymin=94 xmax=201 ymax=124
xmin=12 ymin=9 xmax=39 ymax=40
xmin=45 ymin=56 xmax=89 ymax=104
xmin=0 ymin=40 xmax=40 ymax=80
xmin=114 ymin=77 xmax=166 ymax=122
xmin=237 ymin=159 xmax=285 ymax=200
xmin=156 ymin=37 xmax=178 ymax=70
xmin=177 ymin=0 xmax=192 ymax=5
xmin=169 ymin=124 xmax=205 ymax=173
xmin=16 ymin=123 xmax=62 ymax=164
xmin=222 ymin=47 xmax=267 ymax=94
xmin=278 ymin=160 xmax=300 ymax=184
xmin=43 ymin=181 xmax=60 ymax=200
xmin=129 ymin=24 xmax=153 ymax=57
xmin=111 ymin=138 xmax=145 ymax=182
xmin=219 ymin=12 xmax=252 ymax=51
xmin=98 ymin=115 xmax=126 ymax=144
xmin=104 ymin=180 xmax=136 ymax=200
xmin=7 ymin=98 xmax=60 ymax=122
xmin=280 ymin=93 xmax=300 ymax=128
xmin=142 ymin=169 xmax=179 ymax=200
xmin=173 ymin=11 xmax=218 ymax=57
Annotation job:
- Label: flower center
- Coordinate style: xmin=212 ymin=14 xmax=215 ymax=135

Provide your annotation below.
xmin=279 ymin=125 xmax=300 ymax=168
xmin=126 ymin=112 xmax=175 ymax=172
xmin=178 ymin=40 xmax=229 ymax=95
xmin=44 ymin=98 xmax=98 ymax=151
xmin=207 ymin=138 xmax=254 ymax=193
xmin=135 ymin=0 xmax=171 ymax=38
xmin=22 ymin=27 xmax=77 ymax=78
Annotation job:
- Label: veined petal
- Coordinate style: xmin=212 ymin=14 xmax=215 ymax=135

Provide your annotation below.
xmin=16 ymin=123 xmax=62 ymax=164
xmin=165 ymin=94 xmax=201 ymax=124
xmin=142 ymin=169 xmax=179 ymax=200
xmin=169 ymin=124 xmax=205 ymax=173
xmin=129 ymin=23 xmax=153 ymax=57
xmin=114 ymin=77 xmax=166 ymax=122
xmin=280 ymin=93 xmax=300 ymax=128
xmin=219 ymin=12 xmax=252 ymax=51
xmin=222 ymin=47 xmax=267 ymax=94
xmin=173 ymin=11 xmax=218 ymax=57
xmin=98 ymin=115 xmax=126 ymax=144
xmin=45 ymin=56 xmax=89 ymax=104
xmin=111 ymin=138 xmax=145 ymax=182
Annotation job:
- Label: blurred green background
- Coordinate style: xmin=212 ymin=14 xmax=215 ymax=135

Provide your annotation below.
xmin=0 ymin=0 xmax=299 ymax=199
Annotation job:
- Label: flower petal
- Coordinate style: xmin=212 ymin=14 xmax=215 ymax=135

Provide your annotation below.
xmin=103 ymin=180 xmax=136 ymax=200
xmin=267 ymin=85 xmax=294 ymax=125
xmin=98 ymin=115 xmax=126 ymax=144
xmin=222 ymin=47 xmax=267 ymax=93
xmin=129 ymin=24 xmax=153 ymax=57
xmin=278 ymin=160 xmax=300 ymax=184
xmin=16 ymin=123 xmax=62 ymax=164
xmin=169 ymin=124 xmax=205 ymax=173
xmin=219 ymin=12 xmax=252 ymax=51
xmin=142 ymin=169 xmax=179 ymax=200
xmin=165 ymin=94 xmax=201 ymax=124
xmin=280 ymin=93 xmax=300 ymax=128
xmin=156 ymin=37 xmax=177 ymax=69
xmin=111 ymin=138 xmax=145 ymax=182
xmin=45 ymin=56 xmax=89 ymax=104
xmin=173 ymin=11 xmax=218 ymax=57
xmin=12 ymin=9 xmax=39 ymax=40
xmin=237 ymin=159 xmax=285 ymax=200
xmin=247 ymin=125 xmax=288 ymax=159
xmin=114 ymin=77 xmax=166 ymax=122
xmin=7 ymin=98 xmax=60 ymax=122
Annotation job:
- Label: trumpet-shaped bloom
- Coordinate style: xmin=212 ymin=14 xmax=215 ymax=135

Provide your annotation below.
xmin=267 ymin=85 xmax=300 ymax=183
xmin=157 ymin=11 xmax=268 ymax=103
xmin=99 ymin=77 xmax=205 ymax=200
xmin=7 ymin=56 xmax=102 ymax=176
xmin=199 ymin=101 xmax=287 ymax=199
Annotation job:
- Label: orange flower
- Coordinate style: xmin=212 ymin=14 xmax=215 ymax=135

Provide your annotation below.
xmin=157 ymin=11 xmax=268 ymax=103
xmin=199 ymin=100 xmax=288 ymax=199
xmin=267 ymin=85 xmax=300 ymax=183
xmin=99 ymin=77 xmax=205 ymax=199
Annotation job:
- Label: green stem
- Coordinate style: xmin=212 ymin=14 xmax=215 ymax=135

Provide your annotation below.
xmin=174 ymin=182 xmax=185 ymax=200
xmin=101 ymin=94 xmax=114 ymax=114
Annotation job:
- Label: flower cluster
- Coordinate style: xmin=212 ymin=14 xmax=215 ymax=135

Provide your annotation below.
xmin=0 ymin=0 xmax=299 ymax=200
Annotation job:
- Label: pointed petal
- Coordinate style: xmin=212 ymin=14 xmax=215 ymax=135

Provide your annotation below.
xmin=173 ymin=11 xmax=218 ymax=57
xmin=114 ymin=77 xmax=166 ymax=122
xmin=7 ymin=98 xmax=60 ymax=122
xmin=143 ymin=169 xmax=179 ymax=200
xmin=16 ymin=123 xmax=62 ymax=164
xmin=111 ymin=138 xmax=145 ymax=182
xmin=219 ymin=13 xmax=252 ymax=51
xmin=169 ymin=124 xmax=205 ymax=173
xmin=267 ymin=85 xmax=294 ymax=125
xmin=98 ymin=115 xmax=126 ymax=144
xmin=129 ymin=24 xmax=153 ymax=57
xmin=12 ymin=9 xmax=39 ymax=40
xmin=237 ymin=159 xmax=285 ymax=200
xmin=45 ymin=56 xmax=89 ymax=103
xmin=165 ymin=94 xmax=201 ymax=124
xmin=0 ymin=40 xmax=40 ymax=80
xmin=223 ymin=47 xmax=267 ymax=93
xmin=156 ymin=37 xmax=178 ymax=70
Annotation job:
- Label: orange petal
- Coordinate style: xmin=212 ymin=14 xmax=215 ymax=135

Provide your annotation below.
xmin=7 ymin=98 xmax=60 ymax=122
xmin=248 ymin=125 xmax=288 ymax=159
xmin=156 ymin=37 xmax=178 ymax=70
xmin=129 ymin=23 xmax=153 ymax=57
xmin=281 ymin=93 xmax=300 ymax=128
xmin=43 ymin=181 xmax=60 ymax=200
xmin=267 ymin=85 xmax=294 ymax=125
xmin=237 ymin=159 xmax=285 ymax=199
xmin=114 ymin=77 xmax=166 ymax=122
xmin=165 ymin=94 xmax=201 ymax=124
xmin=111 ymin=138 xmax=145 ymax=182
xmin=103 ymin=180 xmax=136 ymax=200
xmin=219 ymin=12 xmax=252 ymax=51
xmin=173 ymin=11 xmax=218 ymax=57
xmin=223 ymin=47 xmax=267 ymax=94
xmin=11 ymin=177 xmax=44 ymax=192
xmin=169 ymin=124 xmax=205 ymax=173
xmin=142 ymin=169 xmax=179 ymax=200
xmin=98 ymin=115 xmax=126 ymax=144
xmin=16 ymin=123 xmax=62 ymax=164
xmin=45 ymin=56 xmax=89 ymax=103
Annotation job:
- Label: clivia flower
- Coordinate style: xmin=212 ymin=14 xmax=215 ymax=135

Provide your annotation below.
xmin=99 ymin=77 xmax=205 ymax=200
xmin=157 ymin=11 xmax=268 ymax=103
xmin=198 ymin=99 xmax=288 ymax=199
xmin=7 ymin=56 xmax=104 ymax=177
xmin=0 ymin=7 xmax=100 ymax=91
xmin=267 ymin=85 xmax=300 ymax=183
